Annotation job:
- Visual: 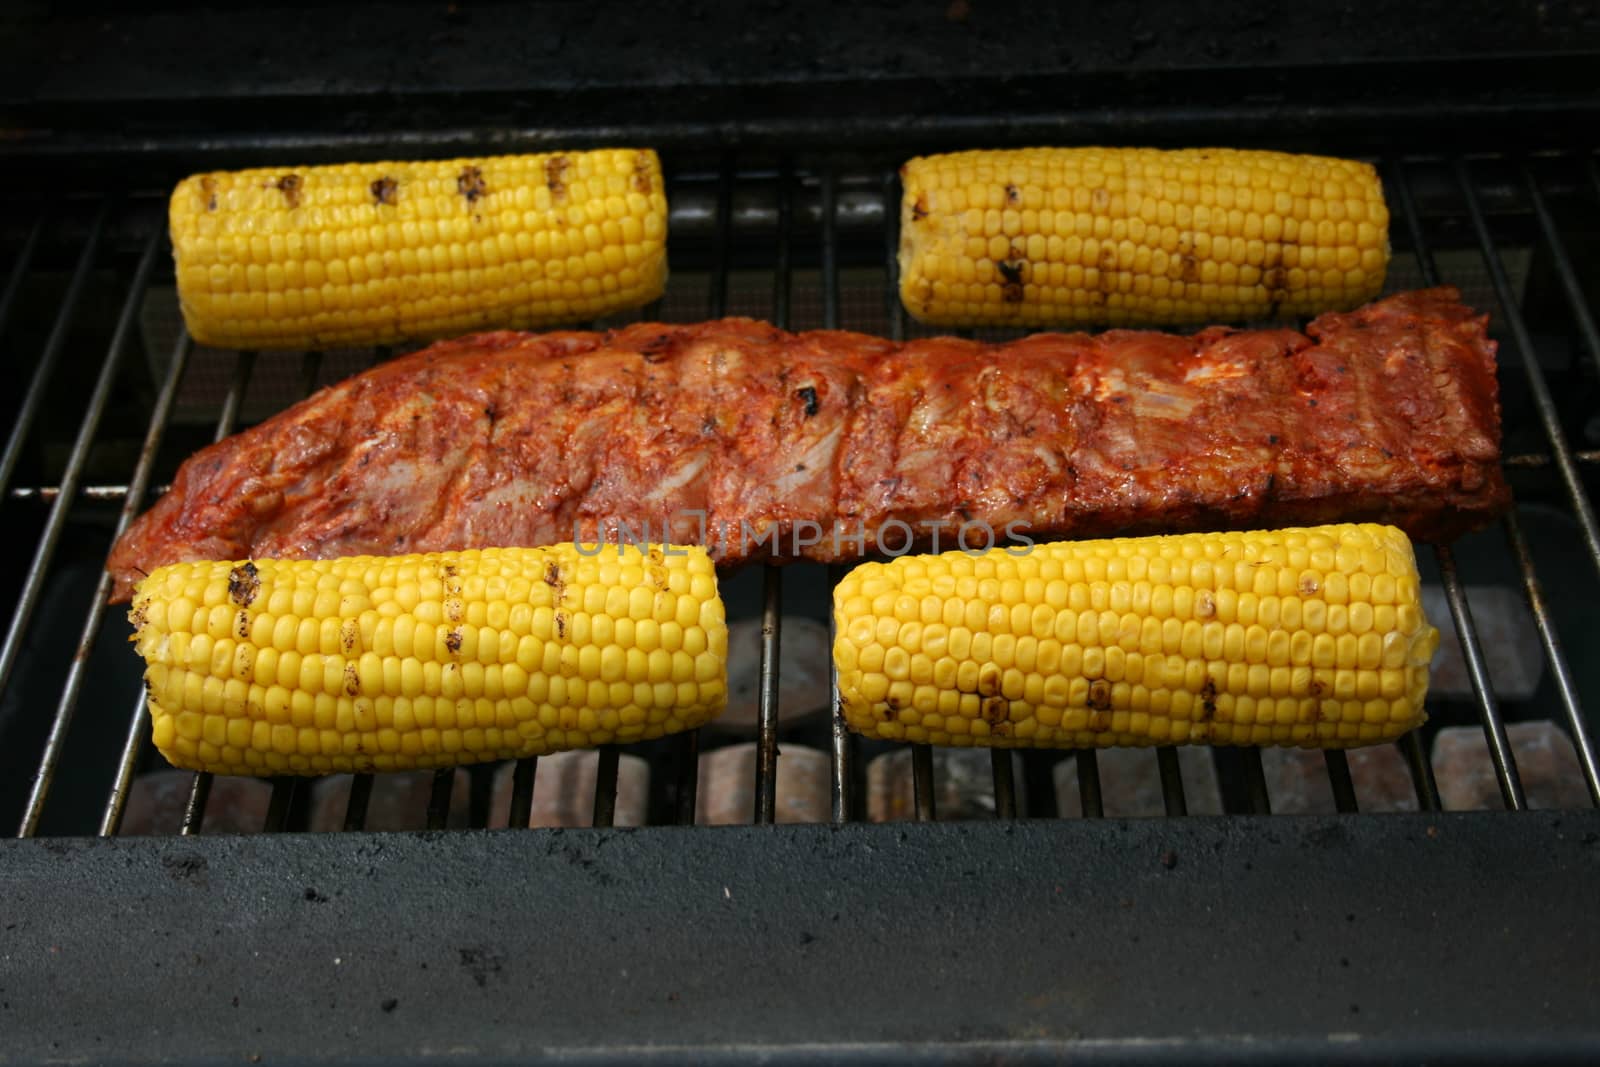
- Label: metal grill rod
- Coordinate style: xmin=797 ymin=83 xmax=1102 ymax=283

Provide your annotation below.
xmin=99 ymin=333 xmax=196 ymax=835
xmin=753 ymin=569 xmax=783 ymax=824
xmin=1240 ymin=749 xmax=1272 ymax=814
xmin=911 ymin=746 xmax=937 ymax=821
xmin=262 ymin=777 xmax=297 ymax=832
xmin=0 ymin=200 xmax=109 ymax=505
xmin=342 ymin=772 xmax=375 ymax=832
xmin=1523 ymin=164 xmax=1600 ymax=377
xmin=13 ymin=225 xmax=161 ymax=836
xmin=1392 ymin=159 xmax=1525 ymax=810
xmin=257 ymin=352 xmax=325 ymax=827
xmin=425 ymin=770 xmax=453 ymax=831
xmin=753 ymin=162 xmax=793 ymax=826
xmin=1457 ymin=160 xmax=1600 ymax=578
xmin=820 ymin=167 xmax=858 ymax=823
xmin=0 ymin=217 xmax=44 ymax=341
xmin=3 ymin=222 xmax=150 ymax=710
xmin=1075 ymin=750 xmax=1104 ymax=818
xmin=662 ymin=159 xmax=740 ymax=829
xmin=506 ymin=757 xmax=537 ymax=828
xmin=1156 ymin=747 xmax=1187 ymax=816
xmin=1501 ymin=166 xmax=1600 ymax=803
xmin=179 ymin=349 xmax=258 ymax=835
xmin=340 ymin=345 xmax=395 ymax=831
xmin=877 ymin=169 xmax=955 ymax=825
xmin=990 ymin=750 xmax=1018 ymax=818
xmin=1324 ymin=751 xmax=1359 ymax=814
xmin=592 ymin=746 xmax=620 ymax=828
xmin=1399 ymin=733 xmax=1443 ymax=812
xmin=1504 ymin=515 xmax=1600 ymax=804
xmin=1436 ymin=548 xmax=1527 ymax=810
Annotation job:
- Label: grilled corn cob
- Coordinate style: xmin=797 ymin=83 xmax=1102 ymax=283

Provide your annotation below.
xmin=129 ymin=545 xmax=726 ymax=776
xmin=833 ymin=524 xmax=1436 ymax=750
xmin=898 ymin=147 xmax=1389 ymax=328
xmin=170 ymin=149 xmax=669 ymax=350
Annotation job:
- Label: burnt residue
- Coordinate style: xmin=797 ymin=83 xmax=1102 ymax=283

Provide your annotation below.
xmin=999 ymin=259 xmax=1025 ymax=303
xmin=1199 ymin=677 xmax=1219 ymax=721
xmin=200 ymin=175 xmax=218 ymax=212
xmin=555 ymin=613 xmax=567 ymax=639
xmin=236 ymin=610 xmax=251 ymax=640
xmin=1263 ymin=265 xmax=1290 ymax=317
xmin=911 ymin=192 xmax=929 ymax=221
xmin=640 ymin=332 xmax=676 ymax=362
xmin=227 ymin=562 xmax=260 ymax=608
xmin=458 ymin=946 xmax=504 ymax=989
xmin=276 ymin=174 xmax=302 ymax=208
xmin=162 ymin=853 xmax=209 ymax=885
xmin=344 ymin=664 xmax=361 ymax=697
xmin=632 ymin=152 xmax=654 ymax=194
xmin=545 ymin=155 xmax=570 ymax=199
xmin=796 ymin=385 xmax=820 ymax=417
xmin=445 ymin=628 xmax=463 ymax=656
xmin=544 ymin=561 xmax=562 ymax=589
xmin=371 ymin=176 xmax=399 ymax=206
xmin=441 ymin=562 xmax=463 ymax=622
xmin=457 ymin=165 xmax=488 ymax=203
xmin=1005 ymin=183 xmax=1020 ymax=205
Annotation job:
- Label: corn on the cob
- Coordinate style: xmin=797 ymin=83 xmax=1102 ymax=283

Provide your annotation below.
xmin=170 ymin=149 xmax=669 ymax=350
xmin=898 ymin=147 xmax=1389 ymax=328
xmin=832 ymin=524 xmax=1436 ymax=750
xmin=129 ymin=545 xmax=726 ymax=776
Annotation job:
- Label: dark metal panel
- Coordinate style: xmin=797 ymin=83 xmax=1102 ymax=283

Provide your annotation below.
xmin=3 ymin=813 xmax=1597 ymax=1063
xmin=4 ymin=1 xmax=1598 ymax=129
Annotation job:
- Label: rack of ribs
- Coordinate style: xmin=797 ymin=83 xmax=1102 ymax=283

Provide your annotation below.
xmin=108 ymin=287 xmax=1507 ymax=602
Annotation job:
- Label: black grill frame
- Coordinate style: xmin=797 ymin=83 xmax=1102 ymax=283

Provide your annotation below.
xmin=3 ymin=6 xmax=1600 ymax=1060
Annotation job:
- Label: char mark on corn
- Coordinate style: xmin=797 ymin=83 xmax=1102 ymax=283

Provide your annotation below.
xmin=898 ymin=146 xmax=1390 ymax=328
xmin=169 ymin=149 xmax=670 ymax=350
xmin=129 ymin=545 xmax=727 ymax=777
xmin=832 ymin=524 xmax=1437 ymax=750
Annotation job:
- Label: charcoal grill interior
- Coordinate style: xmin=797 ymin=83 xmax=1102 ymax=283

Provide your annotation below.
xmin=3 ymin=4 xmax=1599 ymax=1062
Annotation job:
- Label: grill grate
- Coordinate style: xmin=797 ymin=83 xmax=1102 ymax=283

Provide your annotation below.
xmin=5 ymin=150 xmax=1600 ymax=839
